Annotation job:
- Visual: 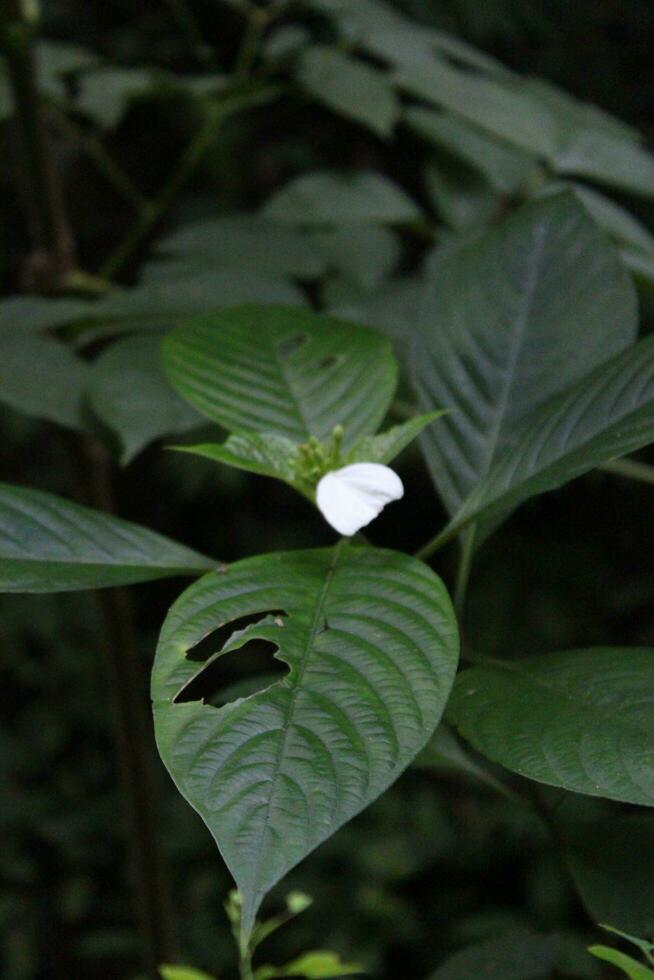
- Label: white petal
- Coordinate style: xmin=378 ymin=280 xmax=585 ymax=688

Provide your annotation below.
xmin=316 ymin=463 xmax=404 ymax=536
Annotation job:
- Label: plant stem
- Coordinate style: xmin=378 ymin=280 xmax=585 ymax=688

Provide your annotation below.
xmin=77 ymin=437 xmax=178 ymax=979
xmin=454 ymin=526 xmax=475 ymax=618
xmin=601 ymin=457 xmax=654 ymax=486
xmin=1 ymin=0 xmax=76 ymax=290
xmin=161 ymin=0 xmax=217 ymax=67
xmin=48 ymin=104 xmax=150 ymax=212
xmin=234 ymin=5 xmax=270 ymax=77
xmin=99 ymin=82 xmax=281 ymax=280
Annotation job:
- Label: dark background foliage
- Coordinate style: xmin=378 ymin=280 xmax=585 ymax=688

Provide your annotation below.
xmin=2 ymin=2 xmax=654 ymax=978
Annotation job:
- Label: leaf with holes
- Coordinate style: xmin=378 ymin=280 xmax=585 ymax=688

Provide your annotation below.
xmin=152 ymin=545 xmax=458 ymax=938
xmin=163 ymin=306 xmax=397 ymax=448
xmin=446 ymin=648 xmax=654 ymax=806
xmin=411 ymin=193 xmax=637 ymax=526
xmin=0 ymin=483 xmax=215 ymax=592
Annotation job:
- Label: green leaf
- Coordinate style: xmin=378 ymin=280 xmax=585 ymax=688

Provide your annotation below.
xmin=436 ymin=335 xmax=654 ymax=545
xmin=423 ymin=158 xmax=499 ymax=233
xmin=88 ymin=335 xmax=202 ymax=464
xmin=172 ymin=434 xmax=305 ymax=494
xmin=295 ymin=46 xmax=399 ymax=137
xmin=0 ymin=483 xmax=215 ymax=592
xmin=154 ymin=216 xmax=325 ymax=280
xmin=312 ymin=225 xmax=399 ymax=290
xmin=414 ymin=724 xmax=509 ymax=797
xmin=0 ymin=295 xmax=94 ymax=333
xmin=159 ymin=967 xmax=216 ymax=980
xmin=405 ymin=107 xmax=537 ymax=193
xmin=427 ymin=929 xmax=559 ymax=979
xmin=163 ymin=306 xmax=397 ymax=447
xmin=565 ymin=814 xmax=654 ymax=938
xmin=263 ymin=171 xmax=420 ymax=225
xmin=396 ymin=56 xmax=558 ymax=159
xmin=256 ymin=949 xmax=364 ymax=978
xmin=152 ymin=545 xmax=458 ymax=938
xmin=0 ymin=334 xmax=90 ymax=431
xmin=411 ymin=193 xmax=637 ymax=517
xmin=588 ymin=947 xmax=654 ymax=980
xmin=344 ymin=413 xmax=445 ymax=465
xmin=447 ymin=648 xmax=654 ymax=806
xmin=551 ymin=182 xmax=654 ymax=256
xmin=76 ymin=66 xmax=156 ymax=128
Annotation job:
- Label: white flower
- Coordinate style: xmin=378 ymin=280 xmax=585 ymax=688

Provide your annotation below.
xmin=316 ymin=463 xmax=404 ymax=536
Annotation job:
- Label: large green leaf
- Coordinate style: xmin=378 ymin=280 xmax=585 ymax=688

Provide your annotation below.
xmin=411 ymin=193 xmax=637 ymax=516
xmin=163 ymin=306 xmax=397 ymax=447
xmin=428 ymin=930 xmax=559 ymax=979
xmin=0 ymin=334 xmax=90 ymax=431
xmin=152 ymin=545 xmax=458 ymax=937
xmin=87 ymin=335 xmax=202 ymax=464
xmin=435 ymin=335 xmax=654 ymax=545
xmin=447 ymin=648 xmax=654 ymax=806
xmin=0 ymin=483 xmax=215 ymax=592
xmin=405 ymin=107 xmax=537 ymax=193
xmin=295 ymin=46 xmax=399 ymax=137
xmin=565 ymin=813 xmax=654 ymax=938
xmin=153 ymin=216 xmax=325 ymax=280
xmin=263 ymin=171 xmax=420 ymax=225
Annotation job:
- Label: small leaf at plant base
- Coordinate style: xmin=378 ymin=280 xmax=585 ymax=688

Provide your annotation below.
xmin=88 ymin=335 xmax=202 ymax=464
xmin=152 ymin=545 xmax=458 ymax=940
xmin=0 ymin=483 xmax=215 ymax=592
xmin=159 ymin=966 xmax=216 ymax=980
xmin=587 ymin=946 xmax=654 ymax=980
xmin=163 ymin=306 xmax=397 ymax=447
xmin=255 ymin=949 xmax=364 ymax=979
xmin=447 ymin=648 xmax=654 ymax=806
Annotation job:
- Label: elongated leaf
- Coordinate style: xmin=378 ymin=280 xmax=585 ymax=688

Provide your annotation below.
xmin=556 ymin=182 xmax=654 ymax=255
xmin=88 ymin=335 xmax=202 ymax=464
xmin=447 ymin=648 xmax=654 ymax=806
xmin=0 ymin=334 xmax=90 ymax=431
xmin=437 ymin=335 xmax=654 ymax=544
xmin=344 ymin=413 xmax=444 ymax=465
xmin=411 ymin=193 xmax=637 ymax=516
xmin=164 ymin=306 xmax=397 ymax=447
xmin=152 ymin=545 xmax=458 ymax=937
xmin=263 ymin=171 xmax=420 ymax=225
xmin=0 ymin=483 xmax=215 ymax=592
xmin=405 ymin=107 xmax=537 ymax=193
xmin=159 ymin=967 xmax=216 ymax=980
xmin=588 ymin=947 xmax=654 ymax=980
xmin=154 ymin=216 xmax=325 ymax=280
xmin=428 ymin=930 xmax=559 ymax=979
xmin=295 ymin=46 xmax=399 ymax=137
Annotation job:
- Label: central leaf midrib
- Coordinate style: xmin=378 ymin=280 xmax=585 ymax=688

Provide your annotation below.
xmin=478 ymin=221 xmax=548 ymax=482
xmin=248 ymin=543 xmax=344 ymax=902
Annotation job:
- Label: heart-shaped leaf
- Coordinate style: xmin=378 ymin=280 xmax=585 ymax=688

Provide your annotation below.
xmin=447 ymin=648 xmax=654 ymax=806
xmin=163 ymin=306 xmax=397 ymax=448
xmin=152 ymin=545 xmax=458 ymax=938
xmin=0 ymin=483 xmax=215 ymax=592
